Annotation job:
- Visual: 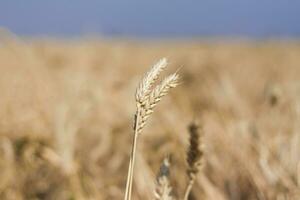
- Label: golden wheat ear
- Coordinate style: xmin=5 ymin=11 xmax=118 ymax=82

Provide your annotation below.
xmin=136 ymin=58 xmax=168 ymax=105
xmin=183 ymin=121 xmax=204 ymax=200
xmin=136 ymin=72 xmax=179 ymax=134
xmin=154 ymin=156 xmax=174 ymax=200
xmin=124 ymin=58 xmax=180 ymax=200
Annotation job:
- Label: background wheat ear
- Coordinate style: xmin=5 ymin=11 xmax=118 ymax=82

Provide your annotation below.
xmin=154 ymin=156 xmax=174 ymax=200
xmin=183 ymin=121 xmax=204 ymax=200
xmin=124 ymin=58 xmax=180 ymax=200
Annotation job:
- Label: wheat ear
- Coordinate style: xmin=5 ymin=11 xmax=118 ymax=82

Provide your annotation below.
xmin=136 ymin=58 xmax=168 ymax=105
xmin=183 ymin=122 xmax=204 ymax=200
xmin=154 ymin=156 xmax=174 ymax=200
xmin=136 ymin=73 xmax=179 ymax=133
xmin=124 ymin=58 xmax=179 ymax=200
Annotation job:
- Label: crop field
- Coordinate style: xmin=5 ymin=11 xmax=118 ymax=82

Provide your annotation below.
xmin=0 ymin=34 xmax=300 ymax=199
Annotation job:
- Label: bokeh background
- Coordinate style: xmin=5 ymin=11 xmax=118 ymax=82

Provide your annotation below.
xmin=1 ymin=1 xmax=300 ymax=200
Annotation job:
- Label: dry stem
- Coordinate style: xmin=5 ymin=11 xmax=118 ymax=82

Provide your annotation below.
xmin=124 ymin=107 xmax=141 ymax=200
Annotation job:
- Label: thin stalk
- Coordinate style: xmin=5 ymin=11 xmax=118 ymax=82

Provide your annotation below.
xmin=124 ymin=107 xmax=140 ymax=200
xmin=183 ymin=177 xmax=195 ymax=200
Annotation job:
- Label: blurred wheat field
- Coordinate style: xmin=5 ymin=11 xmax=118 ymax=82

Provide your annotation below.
xmin=0 ymin=34 xmax=300 ymax=199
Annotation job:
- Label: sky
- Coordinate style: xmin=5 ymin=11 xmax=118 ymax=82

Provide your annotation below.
xmin=0 ymin=0 xmax=300 ymax=38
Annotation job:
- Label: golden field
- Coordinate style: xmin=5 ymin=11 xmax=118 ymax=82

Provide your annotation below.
xmin=0 ymin=33 xmax=300 ymax=199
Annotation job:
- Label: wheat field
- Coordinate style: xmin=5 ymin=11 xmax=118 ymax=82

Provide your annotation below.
xmin=0 ymin=33 xmax=300 ymax=199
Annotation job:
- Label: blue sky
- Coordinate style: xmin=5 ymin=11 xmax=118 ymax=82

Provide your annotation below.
xmin=0 ymin=0 xmax=300 ymax=38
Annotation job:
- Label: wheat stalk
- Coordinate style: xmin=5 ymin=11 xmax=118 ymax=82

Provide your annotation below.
xmin=154 ymin=156 xmax=174 ymax=200
xmin=183 ymin=122 xmax=204 ymax=200
xmin=124 ymin=58 xmax=179 ymax=200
